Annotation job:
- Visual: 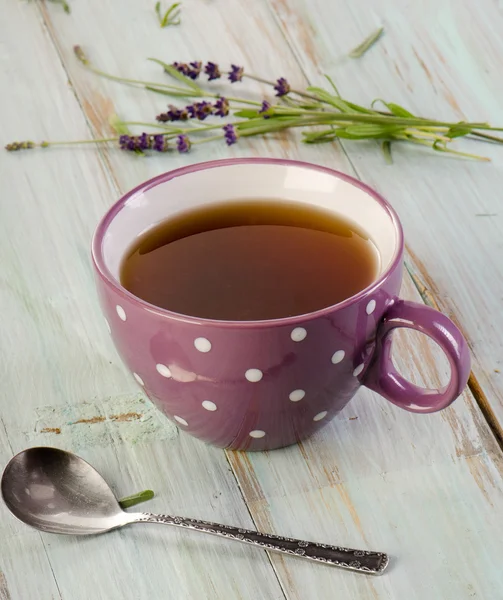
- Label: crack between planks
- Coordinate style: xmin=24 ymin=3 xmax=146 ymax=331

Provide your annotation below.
xmin=223 ymin=451 xmax=289 ymax=600
xmin=40 ymin=539 xmax=64 ymax=600
xmin=404 ymin=261 xmax=503 ymax=451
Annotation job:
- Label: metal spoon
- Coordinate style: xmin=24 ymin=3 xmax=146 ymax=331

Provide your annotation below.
xmin=1 ymin=447 xmax=388 ymax=575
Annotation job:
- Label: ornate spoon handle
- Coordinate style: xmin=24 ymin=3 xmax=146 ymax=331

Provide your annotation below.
xmin=134 ymin=512 xmax=388 ymax=575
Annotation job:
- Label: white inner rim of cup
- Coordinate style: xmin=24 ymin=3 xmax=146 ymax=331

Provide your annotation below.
xmin=101 ymin=163 xmax=398 ymax=282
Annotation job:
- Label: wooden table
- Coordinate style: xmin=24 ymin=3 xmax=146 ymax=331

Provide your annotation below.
xmin=2 ymin=1 xmax=503 ymax=598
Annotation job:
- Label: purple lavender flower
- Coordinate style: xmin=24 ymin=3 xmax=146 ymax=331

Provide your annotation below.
xmin=259 ymin=100 xmax=272 ymax=118
xmin=194 ymin=101 xmax=214 ymax=120
xmin=119 ymin=135 xmax=131 ymax=149
xmin=223 ymin=123 xmax=238 ymax=146
xmin=126 ymin=138 xmax=137 ymax=151
xmin=228 ymin=64 xmax=244 ymax=83
xmin=137 ymin=133 xmax=151 ymax=150
xmin=153 ymin=134 xmax=169 ymax=152
xmin=157 ymin=105 xmax=189 ymax=122
xmin=204 ymin=61 xmax=221 ymax=81
xmin=214 ymin=97 xmax=230 ymax=117
xmin=186 ymin=104 xmax=196 ymax=119
xmin=172 ymin=62 xmax=190 ymax=76
xmin=176 ymin=134 xmax=191 ymax=153
xmin=188 ymin=61 xmax=202 ymax=79
xmin=273 ymin=77 xmax=290 ymax=96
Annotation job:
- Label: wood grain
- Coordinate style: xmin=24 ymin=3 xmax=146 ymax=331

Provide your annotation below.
xmin=1 ymin=0 xmax=503 ymax=598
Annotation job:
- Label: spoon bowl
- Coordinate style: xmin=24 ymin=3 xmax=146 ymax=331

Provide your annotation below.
xmin=1 ymin=447 xmax=129 ymax=535
xmin=1 ymin=447 xmax=389 ymax=575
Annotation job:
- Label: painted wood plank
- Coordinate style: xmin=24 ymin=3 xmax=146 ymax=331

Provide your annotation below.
xmin=0 ymin=422 xmax=62 ymax=600
xmin=229 ymin=275 xmax=503 ymax=599
xmin=265 ymin=0 xmax=503 ymax=433
xmin=0 ymin=3 xmax=286 ymax=599
xmin=2 ymin=0 xmax=503 ymax=598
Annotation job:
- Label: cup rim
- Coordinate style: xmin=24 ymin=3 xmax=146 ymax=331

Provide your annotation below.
xmin=92 ymin=157 xmax=404 ymax=329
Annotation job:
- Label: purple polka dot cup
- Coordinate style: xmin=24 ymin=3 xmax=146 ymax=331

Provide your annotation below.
xmin=92 ymin=158 xmax=471 ymax=451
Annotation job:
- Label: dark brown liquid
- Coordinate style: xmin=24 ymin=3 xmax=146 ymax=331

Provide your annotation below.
xmin=120 ymin=200 xmax=379 ymax=321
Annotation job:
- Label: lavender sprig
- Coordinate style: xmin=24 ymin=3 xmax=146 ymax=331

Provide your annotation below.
xmin=8 ymin=53 xmax=503 ymax=163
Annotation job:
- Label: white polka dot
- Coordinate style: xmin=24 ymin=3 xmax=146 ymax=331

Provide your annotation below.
xmin=156 ymin=363 xmax=172 ymax=378
xmin=245 ymin=368 xmax=263 ymax=382
xmin=331 ymin=350 xmax=345 ymax=364
xmin=194 ymin=337 xmax=212 ymax=353
xmin=291 ymin=327 xmax=307 ymax=342
xmin=174 ymin=415 xmax=188 ymax=426
xmin=313 ymin=411 xmax=328 ymax=421
xmin=116 ymin=305 xmax=127 ymax=321
xmin=202 ymin=400 xmax=217 ymax=411
xmin=353 ymin=363 xmax=365 ymax=377
xmin=366 ymin=299 xmax=376 ymax=315
xmin=133 ymin=372 xmax=144 ymax=386
xmin=104 ymin=319 xmax=111 ymax=334
xmin=249 ymin=430 xmax=266 ymax=438
xmin=289 ymin=389 xmax=305 ymax=402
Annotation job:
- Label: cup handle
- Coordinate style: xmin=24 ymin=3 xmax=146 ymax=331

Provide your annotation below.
xmin=363 ymin=300 xmax=471 ymax=413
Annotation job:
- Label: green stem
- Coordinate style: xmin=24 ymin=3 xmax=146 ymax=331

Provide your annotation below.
xmin=394 ymin=135 xmax=489 ymax=161
xmin=86 ymin=64 xmax=189 ymax=92
xmin=470 ymin=131 xmax=503 ymax=143
xmin=42 ymin=137 xmax=118 ymax=147
xmin=244 ymin=73 xmax=321 ymax=103
xmin=123 ymin=121 xmax=186 ymax=131
xmin=192 ymin=134 xmax=225 ymax=144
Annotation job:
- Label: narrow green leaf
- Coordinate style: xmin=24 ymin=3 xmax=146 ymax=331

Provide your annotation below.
xmin=306 ymin=87 xmax=352 ymax=112
xmin=160 ymin=2 xmax=181 ymax=27
xmin=386 ymin=102 xmax=415 ymax=118
xmin=155 ymin=1 xmax=161 ymax=17
xmin=236 ymin=116 xmax=297 ymax=131
xmin=303 ymin=135 xmax=337 ymax=144
xmin=372 ymin=99 xmax=415 ymax=118
xmin=330 ymin=128 xmax=366 ymax=140
xmin=433 ymin=139 xmax=490 ymax=161
xmin=446 ymin=125 xmax=473 ymax=139
xmin=145 ymin=85 xmax=201 ymax=98
xmin=119 ymin=490 xmax=155 ymax=509
xmin=381 ymin=140 xmax=393 ymax=164
xmin=303 ymin=130 xmax=337 ymax=143
xmin=344 ymin=124 xmax=405 ymax=138
xmin=302 ymin=128 xmax=337 ymax=140
xmin=324 ymin=74 xmax=341 ymax=97
xmin=164 ymin=2 xmax=181 ymax=17
xmin=148 ymin=59 xmax=201 ymax=92
xmin=344 ymin=101 xmax=377 ymax=115
xmin=349 ymin=27 xmax=384 ymax=59
xmin=233 ymin=109 xmax=261 ymax=119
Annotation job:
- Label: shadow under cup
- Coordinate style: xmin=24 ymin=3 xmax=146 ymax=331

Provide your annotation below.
xmin=92 ymin=158 xmax=471 ymax=451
